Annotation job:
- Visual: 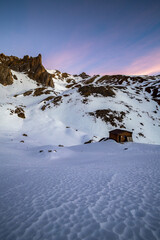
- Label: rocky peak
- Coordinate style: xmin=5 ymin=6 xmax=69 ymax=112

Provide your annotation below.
xmin=79 ymin=72 xmax=90 ymax=79
xmin=0 ymin=53 xmax=54 ymax=87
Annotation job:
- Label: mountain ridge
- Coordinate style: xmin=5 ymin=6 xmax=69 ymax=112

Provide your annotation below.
xmin=0 ymin=53 xmax=160 ymax=145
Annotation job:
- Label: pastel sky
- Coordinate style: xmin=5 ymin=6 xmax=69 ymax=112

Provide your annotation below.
xmin=1 ymin=0 xmax=160 ymax=75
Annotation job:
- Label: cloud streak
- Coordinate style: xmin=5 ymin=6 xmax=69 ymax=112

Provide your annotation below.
xmin=44 ymin=42 xmax=94 ymax=73
xmin=89 ymin=48 xmax=160 ymax=76
xmin=121 ymin=48 xmax=160 ymax=75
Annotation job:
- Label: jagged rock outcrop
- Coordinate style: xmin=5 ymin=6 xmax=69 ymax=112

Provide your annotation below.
xmin=0 ymin=53 xmax=54 ymax=87
xmin=79 ymin=72 xmax=90 ymax=79
xmin=0 ymin=64 xmax=13 ymax=86
xmin=78 ymin=85 xmax=115 ymax=97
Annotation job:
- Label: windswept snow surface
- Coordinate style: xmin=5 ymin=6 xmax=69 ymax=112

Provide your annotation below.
xmin=0 ymin=140 xmax=160 ymax=240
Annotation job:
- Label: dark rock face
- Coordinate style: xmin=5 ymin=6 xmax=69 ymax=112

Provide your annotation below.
xmin=62 ymin=72 xmax=69 ymax=78
xmin=0 ymin=64 xmax=13 ymax=86
xmin=0 ymin=53 xmax=54 ymax=87
xmin=15 ymin=107 xmax=25 ymax=119
xmin=78 ymin=85 xmax=115 ymax=97
xmin=79 ymin=72 xmax=90 ymax=79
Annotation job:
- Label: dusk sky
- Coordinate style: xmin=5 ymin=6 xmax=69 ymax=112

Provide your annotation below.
xmin=1 ymin=0 xmax=160 ymax=75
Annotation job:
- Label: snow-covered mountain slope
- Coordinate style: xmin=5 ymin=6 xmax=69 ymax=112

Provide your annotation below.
xmin=0 ymin=67 xmax=159 ymax=146
xmin=0 ymin=139 xmax=160 ymax=240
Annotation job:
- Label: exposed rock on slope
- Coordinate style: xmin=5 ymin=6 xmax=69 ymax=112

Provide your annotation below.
xmin=0 ymin=53 xmax=54 ymax=87
xmin=78 ymin=85 xmax=115 ymax=97
xmin=89 ymin=110 xmax=126 ymax=128
xmin=79 ymin=72 xmax=90 ymax=79
xmin=0 ymin=64 xmax=13 ymax=86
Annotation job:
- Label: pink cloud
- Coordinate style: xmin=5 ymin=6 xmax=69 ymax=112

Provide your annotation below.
xmin=44 ymin=42 xmax=93 ymax=73
xmin=92 ymin=48 xmax=160 ymax=76
xmin=121 ymin=48 xmax=160 ymax=75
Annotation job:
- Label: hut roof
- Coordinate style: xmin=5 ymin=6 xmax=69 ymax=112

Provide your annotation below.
xmin=109 ymin=129 xmax=132 ymax=135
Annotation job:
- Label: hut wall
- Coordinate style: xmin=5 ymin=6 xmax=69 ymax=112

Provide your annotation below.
xmin=109 ymin=131 xmax=133 ymax=143
xmin=109 ymin=133 xmax=119 ymax=142
xmin=120 ymin=135 xmax=127 ymax=142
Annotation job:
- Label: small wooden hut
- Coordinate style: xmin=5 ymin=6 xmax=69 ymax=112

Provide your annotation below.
xmin=109 ymin=129 xmax=133 ymax=143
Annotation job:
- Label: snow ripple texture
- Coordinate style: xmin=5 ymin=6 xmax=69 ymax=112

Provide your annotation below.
xmin=0 ymin=142 xmax=160 ymax=240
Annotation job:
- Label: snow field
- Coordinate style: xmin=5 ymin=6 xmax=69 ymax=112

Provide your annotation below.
xmin=0 ymin=140 xmax=160 ymax=240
